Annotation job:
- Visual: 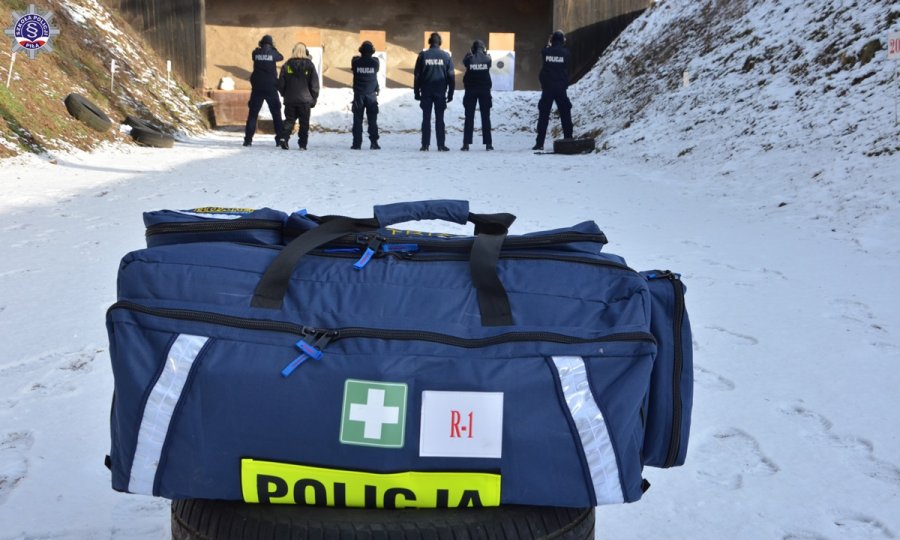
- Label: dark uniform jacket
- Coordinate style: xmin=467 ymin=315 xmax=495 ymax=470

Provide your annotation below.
xmin=249 ymin=45 xmax=283 ymax=91
xmin=538 ymin=44 xmax=571 ymax=91
xmin=463 ymin=50 xmax=492 ymax=92
xmin=414 ymin=46 xmax=455 ymax=98
xmin=278 ymin=57 xmax=320 ymax=105
xmin=352 ymin=54 xmax=380 ymax=96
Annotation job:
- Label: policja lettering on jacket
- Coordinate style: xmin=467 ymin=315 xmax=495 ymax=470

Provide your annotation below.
xmin=461 ymin=39 xmax=493 ymax=151
xmin=351 ymin=40 xmax=381 ymax=149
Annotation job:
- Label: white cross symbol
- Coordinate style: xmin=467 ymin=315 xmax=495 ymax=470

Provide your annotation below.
xmin=349 ymin=388 xmax=400 ymax=439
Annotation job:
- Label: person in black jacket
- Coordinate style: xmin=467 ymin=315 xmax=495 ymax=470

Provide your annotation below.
xmin=351 ymin=41 xmax=380 ymax=150
xmin=461 ymin=40 xmax=493 ymax=151
xmin=533 ymin=30 xmax=574 ymax=151
xmin=277 ymin=42 xmax=320 ymax=150
xmin=413 ymin=33 xmax=454 ymax=151
xmin=243 ymin=35 xmax=286 ymax=147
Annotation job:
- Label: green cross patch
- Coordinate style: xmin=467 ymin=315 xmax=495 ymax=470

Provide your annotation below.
xmin=339 ymin=379 xmax=407 ymax=448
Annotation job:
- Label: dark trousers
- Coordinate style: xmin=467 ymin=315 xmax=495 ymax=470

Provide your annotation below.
xmin=244 ymin=88 xmax=284 ymax=144
xmin=420 ymin=95 xmax=447 ymax=147
xmin=282 ymin=103 xmax=311 ymax=148
xmin=535 ymin=88 xmax=573 ymax=146
xmin=463 ymin=90 xmax=492 ymax=145
xmin=352 ymin=93 xmax=379 ymax=146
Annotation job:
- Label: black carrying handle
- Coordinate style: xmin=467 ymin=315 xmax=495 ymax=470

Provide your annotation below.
xmin=251 ymin=201 xmax=516 ymax=327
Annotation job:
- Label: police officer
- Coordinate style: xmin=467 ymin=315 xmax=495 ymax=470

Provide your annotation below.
xmin=413 ymin=33 xmax=454 ymax=151
xmin=243 ymin=35 xmax=285 ymax=147
xmin=351 ymin=41 xmax=381 ymax=150
xmin=461 ymin=40 xmax=493 ymax=151
xmin=533 ymin=30 xmax=574 ymax=151
xmin=277 ymin=42 xmax=319 ymax=150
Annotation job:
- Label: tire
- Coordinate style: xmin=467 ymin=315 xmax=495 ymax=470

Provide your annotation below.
xmin=171 ymin=499 xmax=594 ymax=540
xmin=63 ymin=93 xmax=112 ymax=132
xmin=124 ymin=114 xmax=157 ymax=131
xmin=552 ymin=138 xmax=595 ymax=155
xmin=130 ymin=125 xmax=175 ymax=148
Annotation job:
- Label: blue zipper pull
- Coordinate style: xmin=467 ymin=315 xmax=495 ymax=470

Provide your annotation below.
xmin=353 ymin=236 xmax=384 ymax=270
xmin=281 ymin=331 xmax=333 ymax=377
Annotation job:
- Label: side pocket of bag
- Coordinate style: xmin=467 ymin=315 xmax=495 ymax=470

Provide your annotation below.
xmin=641 ymin=270 xmax=694 ymax=468
xmin=548 ymin=349 xmax=653 ymax=505
xmin=107 ymin=313 xmax=212 ymax=495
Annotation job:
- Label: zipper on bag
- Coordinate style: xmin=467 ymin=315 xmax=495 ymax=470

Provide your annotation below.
xmin=145 ymin=219 xmax=285 ymax=238
xmin=108 ymin=302 xmax=656 ymax=378
xmin=647 ymin=270 xmax=686 ymax=468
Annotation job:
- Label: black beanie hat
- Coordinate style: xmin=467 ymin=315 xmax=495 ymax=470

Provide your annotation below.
xmin=471 ymin=40 xmax=486 ymax=53
xmin=428 ymin=32 xmax=442 ymax=46
xmin=551 ymin=30 xmax=565 ymax=45
xmin=260 ymin=34 xmax=274 ymax=47
xmin=359 ymin=40 xmax=375 ymax=55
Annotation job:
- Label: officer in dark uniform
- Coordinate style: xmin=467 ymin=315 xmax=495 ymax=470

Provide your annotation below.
xmin=243 ymin=35 xmax=285 ymax=147
xmin=351 ymin=41 xmax=381 ymax=150
xmin=413 ymin=33 xmax=454 ymax=151
xmin=461 ymin=40 xmax=493 ymax=151
xmin=533 ymin=30 xmax=574 ymax=151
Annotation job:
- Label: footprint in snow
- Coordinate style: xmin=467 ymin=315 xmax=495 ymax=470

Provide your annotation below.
xmin=7 ymin=348 xmax=103 ymax=399
xmin=706 ymin=325 xmax=760 ymax=345
xmin=781 ymin=531 xmax=828 ymax=540
xmin=0 ymin=430 xmax=35 ymax=505
xmin=693 ymin=365 xmax=736 ymax=391
xmin=832 ymin=514 xmax=895 ymax=538
xmin=827 ymin=298 xmax=886 ymax=334
xmin=694 ymin=428 xmax=779 ymax=489
xmin=780 ymin=403 xmax=900 ymax=488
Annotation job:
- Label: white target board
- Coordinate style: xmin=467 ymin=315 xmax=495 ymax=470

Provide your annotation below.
xmin=373 ymin=51 xmax=387 ymax=91
xmin=308 ymin=46 xmax=324 ymax=87
xmin=489 ymin=50 xmax=515 ymax=91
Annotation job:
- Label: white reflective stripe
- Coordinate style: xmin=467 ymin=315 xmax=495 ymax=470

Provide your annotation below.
xmin=551 ymin=355 xmax=624 ymax=505
xmin=128 ymin=334 xmax=208 ymax=494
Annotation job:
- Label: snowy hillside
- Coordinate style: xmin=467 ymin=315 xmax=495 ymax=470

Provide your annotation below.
xmin=0 ymin=0 xmax=206 ymax=156
xmin=569 ymin=0 xmax=899 ymax=249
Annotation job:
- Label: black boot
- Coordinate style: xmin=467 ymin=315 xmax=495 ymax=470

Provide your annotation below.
xmin=461 ymin=144 xmax=469 ymax=151
xmin=370 ymin=141 xmax=381 ymax=150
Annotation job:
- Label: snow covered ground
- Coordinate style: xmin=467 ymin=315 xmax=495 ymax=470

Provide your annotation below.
xmin=1 ymin=104 xmax=898 ymax=538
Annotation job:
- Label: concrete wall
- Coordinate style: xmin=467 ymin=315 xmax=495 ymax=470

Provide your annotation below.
xmin=553 ymin=0 xmax=650 ymax=82
xmin=110 ymin=0 xmax=649 ymax=91
xmin=109 ymin=0 xmax=206 ymax=89
xmin=204 ymin=0 xmax=553 ymax=91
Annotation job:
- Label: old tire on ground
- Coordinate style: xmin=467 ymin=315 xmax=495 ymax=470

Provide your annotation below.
xmin=124 ymin=114 xmax=157 ymax=131
xmin=130 ymin=125 xmax=175 ymax=148
xmin=552 ymin=138 xmax=595 ymax=155
xmin=63 ymin=93 xmax=112 ymax=132
xmin=171 ymin=500 xmax=594 ymax=540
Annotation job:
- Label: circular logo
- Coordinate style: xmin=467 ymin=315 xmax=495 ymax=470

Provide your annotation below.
xmin=14 ymin=13 xmax=51 ymax=50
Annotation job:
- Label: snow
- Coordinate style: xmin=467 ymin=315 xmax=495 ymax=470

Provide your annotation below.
xmin=2 ymin=0 xmax=899 ymax=538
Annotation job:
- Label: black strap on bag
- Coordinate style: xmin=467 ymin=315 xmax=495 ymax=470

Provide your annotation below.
xmin=251 ymin=216 xmax=376 ymax=309
xmin=251 ymin=201 xmax=516 ymax=327
xmin=470 ymin=212 xmax=516 ymax=326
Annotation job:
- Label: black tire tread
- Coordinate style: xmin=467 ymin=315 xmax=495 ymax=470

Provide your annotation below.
xmin=171 ymin=499 xmax=594 ymax=540
xmin=131 ymin=125 xmax=175 ymax=148
xmin=552 ymin=138 xmax=595 ymax=155
xmin=63 ymin=93 xmax=112 ymax=132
